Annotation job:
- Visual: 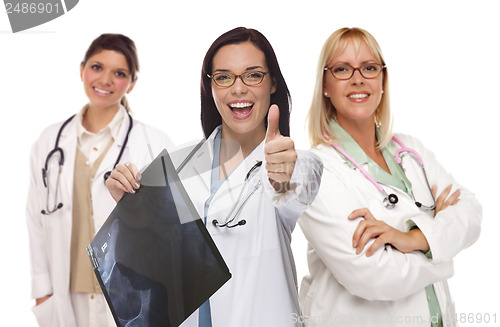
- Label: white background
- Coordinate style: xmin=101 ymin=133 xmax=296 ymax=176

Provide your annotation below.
xmin=1 ymin=1 xmax=499 ymax=325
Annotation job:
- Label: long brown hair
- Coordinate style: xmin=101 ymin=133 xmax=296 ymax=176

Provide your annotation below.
xmin=200 ymin=27 xmax=291 ymax=138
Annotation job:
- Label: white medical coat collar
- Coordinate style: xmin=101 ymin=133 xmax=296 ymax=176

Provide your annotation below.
xmin=61 ymin=105 xmax=132 ymax=148
xmin=192 ymin=125 xmax=265 ymax=192
xmin=316 ymin=142 xmax=423 ymax=216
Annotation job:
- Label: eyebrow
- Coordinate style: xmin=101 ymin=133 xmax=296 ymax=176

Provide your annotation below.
xmin=213 ymin=65 xmax=265 ymax=73
xmin=330 ymin=60 xmax=380 ymax=66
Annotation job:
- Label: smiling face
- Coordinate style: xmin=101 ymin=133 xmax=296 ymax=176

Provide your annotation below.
xmin=80 ymin=49 xmax=135 ymax=113
xmin=324 ymin=38 xmax=384 ymax=129
xmin=211 ymin=41 xmax=276 ymax=142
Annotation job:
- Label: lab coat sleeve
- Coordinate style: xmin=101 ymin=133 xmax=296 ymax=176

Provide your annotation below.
xmin=26 ymin=137 xmax=53 ymax=299
xmin=398 ymin=134 xmax=482 ymax=264
xmin=299 ymin=149 xmax=454 ymax=301
xmin=144 ymin=123 xmax=174 ymax=154
xmin=261 ymin=150 xmax=323 ymax=230
xmin=136 ymin=122 xmax=175 ymax=160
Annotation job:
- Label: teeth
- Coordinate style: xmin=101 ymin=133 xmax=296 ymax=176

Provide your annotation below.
xmin=229 ymin=102 xmax=253 ymax=108
xmin=94 ymin=87 xmax=111 ymax=94
xmin=348 ymin=94 xmax=368 ymax=99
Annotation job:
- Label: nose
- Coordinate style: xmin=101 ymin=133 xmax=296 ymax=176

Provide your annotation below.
xmin=351 ymin=68 xmax=364 ymax=85
xmin=231 ymin=76 xmax=248 ymax=95
xmin=100 ymin=71 xmax=113 ymax=86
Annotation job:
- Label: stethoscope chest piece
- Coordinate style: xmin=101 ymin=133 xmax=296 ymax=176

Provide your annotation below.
xmin=383 ymin=193 xmax=399 ymax=209
xmin=324 ymin=131 xmax=436 ymax=212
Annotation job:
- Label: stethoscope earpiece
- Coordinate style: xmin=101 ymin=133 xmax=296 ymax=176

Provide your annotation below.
xmin=41 ymin=203 xmax=63 ymax=215
xmin=211 ymin=161 xmax=262 ymax=229
xmin=212 ymin=219 xmax=247 ymax=228
xmin=229 ymin=219 xmax=246 ymax=228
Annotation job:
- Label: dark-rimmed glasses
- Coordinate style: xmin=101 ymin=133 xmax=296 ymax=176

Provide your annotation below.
xmin=324 ymin=63 xmax=386 ymax=80
xmin=207 ymin=71 xmax=269 ymax=88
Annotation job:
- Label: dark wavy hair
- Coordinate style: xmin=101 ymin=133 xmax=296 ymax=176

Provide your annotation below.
xmin=200 ymin=27 xmax=291 ymax=138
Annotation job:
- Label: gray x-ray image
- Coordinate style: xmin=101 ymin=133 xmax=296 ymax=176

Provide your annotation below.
xmin=87 ymin=149 xmax=231 ymax=327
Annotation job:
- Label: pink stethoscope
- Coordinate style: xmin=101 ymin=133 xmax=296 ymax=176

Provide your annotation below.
xmin=323 ymin=131 xmax=436 ymax=211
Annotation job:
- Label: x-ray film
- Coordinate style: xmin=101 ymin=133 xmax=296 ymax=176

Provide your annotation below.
xmin=87 ymin=149 xmax=231 ymax=327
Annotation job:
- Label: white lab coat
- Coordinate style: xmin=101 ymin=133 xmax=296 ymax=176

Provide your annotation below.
xmin=298 ymin=134 xmax=482 ymax=327
xmin=177 ymin=126 xmax=323 ymax=327
xmin=26 ymin=114 xmax=172 ymax=327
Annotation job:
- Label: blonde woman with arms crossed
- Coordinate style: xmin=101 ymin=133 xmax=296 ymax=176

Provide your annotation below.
xmin=298 ymin=27 xmax=481 ymax=327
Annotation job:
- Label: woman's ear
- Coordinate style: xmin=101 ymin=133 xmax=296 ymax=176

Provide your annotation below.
xmin=271 ymin=77 xmax=277 ymax=94
xmin=126 ymin=80 xmax=137 ymax=94
xmin=80 ymin=63 xmax=84 ymax=81
xmin=323 ymin=85 xmax=329 ymax=97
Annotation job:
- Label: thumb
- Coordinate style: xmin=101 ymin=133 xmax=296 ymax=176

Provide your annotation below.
xmin=265 ymin=104 xmax=281 ymax=142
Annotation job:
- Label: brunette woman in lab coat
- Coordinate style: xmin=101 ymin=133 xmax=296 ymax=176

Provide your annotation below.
xmin=27 ymin=33 xmax=172 ymax=327
xmin=107 ymin=27 xmax=323 ymax=327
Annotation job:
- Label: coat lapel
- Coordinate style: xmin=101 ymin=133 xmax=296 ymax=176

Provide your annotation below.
xmin=210 ymin=140 xmax=265 ymax=215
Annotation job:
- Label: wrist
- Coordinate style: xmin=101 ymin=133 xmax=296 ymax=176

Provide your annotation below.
xmin=407 ymin=228 xmax=430 ymax=252
xmin=269 ymin=179 xmax=290 ymax=193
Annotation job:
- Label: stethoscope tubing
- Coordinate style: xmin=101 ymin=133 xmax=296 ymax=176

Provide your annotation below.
xmin=175 ymin=139 xmax=263 ymax=229
xmin=41 ymin=112 xmax=133 ymax=215
xmin=323 ymin=131 xmax=435 ymax=211
xmin=329 ymin=140 xmax=386 ymax=193
xmin=212 ymin=161 xmax=263 ymax=229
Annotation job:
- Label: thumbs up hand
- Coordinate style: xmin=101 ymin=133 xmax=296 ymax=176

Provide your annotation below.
xmin=264 ymin=104 xmax=297 ymax=193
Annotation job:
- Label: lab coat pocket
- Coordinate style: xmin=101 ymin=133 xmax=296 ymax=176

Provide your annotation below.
xmin=32 ymin=295 xmax=57 ymax=327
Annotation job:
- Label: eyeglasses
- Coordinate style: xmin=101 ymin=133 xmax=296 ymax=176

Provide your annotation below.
xmin=207 ymin=71 xmax=269 ymax=88
xmin=324 ymin=63 xmax=386 ymax=80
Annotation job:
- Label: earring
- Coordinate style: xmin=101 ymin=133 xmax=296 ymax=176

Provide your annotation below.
xmin=324 ymin=92 xmax=328 ymax=97
xmin=381 ymin=90 xmax=384 ymax=94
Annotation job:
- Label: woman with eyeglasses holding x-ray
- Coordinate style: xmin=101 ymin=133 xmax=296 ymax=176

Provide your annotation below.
xmin=107 ymin=27 xmax=323 ymax=326
xmin=298 ymin=27 xmax=482 ymax=327
xmin=26 ymin=34 xmax=172 ymax=327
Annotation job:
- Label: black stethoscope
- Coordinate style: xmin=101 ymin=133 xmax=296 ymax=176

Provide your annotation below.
xmin=211 ymin=160 xmax=262 ymax=228
xmin=41 ymin=112 xmax=133 ymax=215
xmin=176 ymin=138 xmax=263 ymax=229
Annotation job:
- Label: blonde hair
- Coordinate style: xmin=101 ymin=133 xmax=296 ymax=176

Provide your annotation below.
xmin=307 ymin=27 xmax=393 ymax=148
